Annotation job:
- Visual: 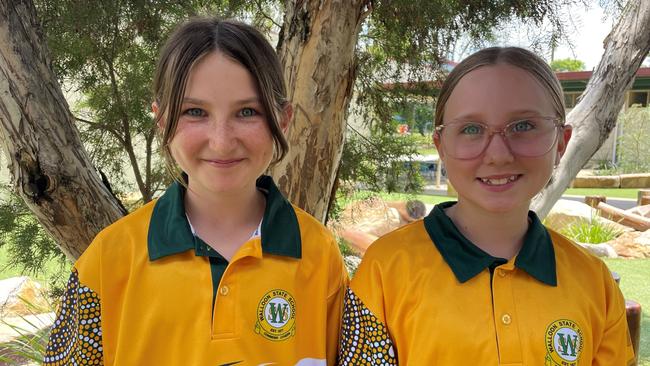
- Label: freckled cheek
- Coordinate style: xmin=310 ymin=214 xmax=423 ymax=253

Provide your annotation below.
xmin=168 ymin=137 xmax=199 ymax=167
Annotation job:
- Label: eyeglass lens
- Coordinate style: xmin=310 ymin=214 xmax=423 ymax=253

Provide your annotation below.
xmin=441 ymin=117 xmax=560 ymax=159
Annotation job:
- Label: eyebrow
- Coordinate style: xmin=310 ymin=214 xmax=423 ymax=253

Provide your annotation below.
xmin=181 ymin=97 xmax=261 ymax=105
xmin=181 ymin=97 xmax=206 ymax=105
xmin=448 ymin=109 xmax=546 ymax=122
xmin=506 ymin=109 xmax=546 ymax=116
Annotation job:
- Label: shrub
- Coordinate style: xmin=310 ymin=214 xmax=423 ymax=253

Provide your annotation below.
xmin=616 ymin=106 xmax=650 ymax=174
xmin=560 ymin=219 xmax=622 ymax=244
xmin=0 ymin=295 xmax=54 ymax=365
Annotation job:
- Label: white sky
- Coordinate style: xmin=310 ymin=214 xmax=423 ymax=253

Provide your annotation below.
xmin=449 ymin=2 xmax=637 ymax=70
xmin=552 ymin=3 xmax=616 ymax=70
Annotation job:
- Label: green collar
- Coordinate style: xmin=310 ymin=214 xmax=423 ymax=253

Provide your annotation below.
xmin=147 ymin=175 xmax=302 ymax=260
xmin=423 ymin=201 xmax=556 ymax=286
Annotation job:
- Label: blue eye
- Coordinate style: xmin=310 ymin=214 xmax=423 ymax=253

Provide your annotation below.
xmin=510 ymin=120 xmax=535 ymax=133
xmin=238 ymin=108 xmax=257 ymax=117
xmin=184 ymin=108 xmax=205 ymax=117
xmin=460 ymin=123 xmax=484 ymax=135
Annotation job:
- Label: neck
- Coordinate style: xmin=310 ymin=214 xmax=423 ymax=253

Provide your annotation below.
xmin=183 ymin=181 xmax=266 ymax=259
xmin=446 ymin=199 xmax=530 ymax=259
xmin=186 ymin=186 xmax=263 ymax=223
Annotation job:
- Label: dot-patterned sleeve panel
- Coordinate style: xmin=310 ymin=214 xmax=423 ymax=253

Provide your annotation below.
xmin=44 ymin=268 xmax=104 ymax=365
xmin=338 ymin=288 xmax=397 ymax=365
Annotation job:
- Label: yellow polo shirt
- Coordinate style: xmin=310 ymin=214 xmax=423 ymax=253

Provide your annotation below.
xmin=338 ymin=201 xmax=635 ymax=365
xmin=44 ymin=175 xmax=348 ymax=365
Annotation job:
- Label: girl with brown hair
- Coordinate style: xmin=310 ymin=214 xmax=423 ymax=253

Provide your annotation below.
xmin=44 ymin=18 xmax=347 ymax=366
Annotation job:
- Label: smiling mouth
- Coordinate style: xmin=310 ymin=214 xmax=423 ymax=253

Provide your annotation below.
xmin=478 ymin=175 xmax=521 ymax=186
xmin=204 ymin=158 xmax=244 ymax=165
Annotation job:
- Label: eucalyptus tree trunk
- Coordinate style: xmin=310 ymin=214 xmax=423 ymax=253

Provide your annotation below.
xmin=0 ymin=0 xmax=125 ymax=259
xmin=271 ymin=0 xmax=371 ymax=222
xmin=532 ymin=0 xmax=650 ymax=218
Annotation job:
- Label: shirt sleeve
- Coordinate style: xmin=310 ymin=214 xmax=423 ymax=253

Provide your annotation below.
xmin=338 ymin=288 xmax=397 ymax=365
xmin=592 ymin=264 xmax=636 ymax=366
xmin=337 ymin=247 xmax=397 ymax=366
xmin=326 ymin=272 xmax=348 ymax=364
xmin=43 ymin=267 xmax=104 ymax=365
xmin=326 ymin=238 xmax=350 ymax=365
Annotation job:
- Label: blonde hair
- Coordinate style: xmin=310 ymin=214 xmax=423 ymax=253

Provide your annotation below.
xmin=434 ymin=47 xmax=565 ymax=127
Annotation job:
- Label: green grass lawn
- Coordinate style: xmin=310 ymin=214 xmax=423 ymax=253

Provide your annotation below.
xmin=603 ymin=258 xmax=650 ymax=365
xmin=564 ymin=187 xmax=640 ymax=200
xmin=339 ymin=190 xmax=454 ymax=209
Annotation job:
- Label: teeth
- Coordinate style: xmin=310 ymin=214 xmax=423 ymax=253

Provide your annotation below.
xmin=480 ymin=175 xmax=518 ymax=185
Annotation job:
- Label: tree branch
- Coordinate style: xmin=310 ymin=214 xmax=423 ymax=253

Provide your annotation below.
xmin=74 ymin=116 xmax=125 ymax=144
xmin=531 ymin=0 xmax=650 ymax=217
xmin=253 ymin=0 xmax=281 ymax=29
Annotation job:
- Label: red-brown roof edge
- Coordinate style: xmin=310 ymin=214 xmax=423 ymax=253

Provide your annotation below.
xmin=556 ymin=67 xmax=650 ymax=80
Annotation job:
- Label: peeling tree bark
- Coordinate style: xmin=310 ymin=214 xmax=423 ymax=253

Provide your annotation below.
xmin=532 ymin=0 xmax=650 ymax=218
xmin=271 ymin=0 xmax=370 ymax=222
xmin=0 ymin=0 xmax=125 ymax=259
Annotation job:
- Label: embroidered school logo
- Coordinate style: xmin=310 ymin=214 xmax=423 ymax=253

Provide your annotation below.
xmin=545 ymin=319 xmax=583 ymax=365
xmin=255 ymin=289 xmax=296 ymax=341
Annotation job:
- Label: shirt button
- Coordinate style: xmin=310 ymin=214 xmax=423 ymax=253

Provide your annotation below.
xmin=502 ymin=314 xmax=512 ymax=325
xmin=220 ymin=286 xmax=229 ymax=296
xmin=498 ymin=270 xmax=507 ymax=277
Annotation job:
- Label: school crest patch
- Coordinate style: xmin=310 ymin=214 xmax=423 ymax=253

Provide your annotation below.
xmin=545 ymin=319 xmax=583 ymax=365
xmin=255 ymin=289 xmax=296 ymax=341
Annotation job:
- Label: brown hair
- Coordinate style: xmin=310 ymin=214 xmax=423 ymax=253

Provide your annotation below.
xmin=152 ymin=18 xmax=289 ymax=180
xmin=434 ymin=47 xmax=565 ymax=127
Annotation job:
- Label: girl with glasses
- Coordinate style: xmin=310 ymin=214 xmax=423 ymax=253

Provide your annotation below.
xmin=338 ymin=47 xmax=634 ymax=365
xmin=44 ymin=18 xmax=348 ymax=366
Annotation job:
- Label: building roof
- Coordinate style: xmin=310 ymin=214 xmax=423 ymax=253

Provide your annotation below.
xmin=558 ymin=67 xmax=650 ymax=92
xmin=382 ymin=66 xmax=650 ymax=94
xmin=556 ymin=67 xmax=650 ymax=80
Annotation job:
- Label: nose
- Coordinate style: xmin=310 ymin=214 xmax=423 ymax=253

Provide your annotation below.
xmin=482 ymin=133 xmax=515 ymax=165
xmin=208 ymin=116 xmax=237 ymax=153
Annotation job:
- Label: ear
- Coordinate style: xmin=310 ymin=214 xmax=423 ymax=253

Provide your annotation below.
xmin=279 ymin=103 xmax=293 ymax=133
xmin=152 ymin=102 xmax=163 ymax=129
xmin=433 ymin=130 xmax=445 ymax=160
xmin=555 ymin=124 xmax=573 ymax=164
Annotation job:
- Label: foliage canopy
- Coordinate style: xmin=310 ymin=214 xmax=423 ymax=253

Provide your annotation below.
xmin=550 ymin=58 xmax=586 ymax=71
xmin=1 ymin=0 xmax=579 ymax=274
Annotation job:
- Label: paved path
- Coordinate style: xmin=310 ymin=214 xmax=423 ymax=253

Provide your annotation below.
xmin=561 ymin=194 xmax=637 ymax=210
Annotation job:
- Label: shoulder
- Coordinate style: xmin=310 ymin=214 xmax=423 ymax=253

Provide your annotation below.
xmin=78 ymin=200 xmax=157 ymax=264
xmin=74 ymin=200 xmax=157 ymax=291
xmin=290 ymin=204 xmax=349 ymax=292
xmin=291 ymin=204 xmax=337 ymax=247
xmin=349 ymin=220 xmax=437 ymax=317
xmin=92 ymin=200 xmax=156 ymax=244
xmin=546 ymin=227 xmax=617 ymax=291
xmin=363 ymin=219 xmax=436 ymax=265
xmin=290 ymin=204 xmax=343 ymax=266
xmin=547 ymin=228 xmax=610 ymax=271
xmin=351 ymin=220 xmax=439 ymax=292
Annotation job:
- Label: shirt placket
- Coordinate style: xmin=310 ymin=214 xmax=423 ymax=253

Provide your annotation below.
xmin=209 ymin=240 xmax=263 ymax=339
xmin=492 ymin=262 xmax=523 ymax=365
xmin=211 ymin=259 xmax=238 ymax=339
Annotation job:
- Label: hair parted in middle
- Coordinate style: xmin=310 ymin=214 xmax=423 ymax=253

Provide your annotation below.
xmin=152 ymin=17 xmax=289 ymax=181
xmin=434 ymin=47 xmax=566 ymax=128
